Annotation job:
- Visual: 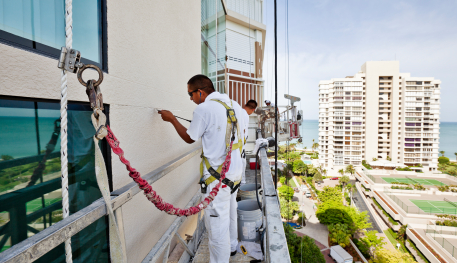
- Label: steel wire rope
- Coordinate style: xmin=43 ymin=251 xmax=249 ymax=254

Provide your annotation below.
xmin=61 ymin=0 xmax=73 ymax=262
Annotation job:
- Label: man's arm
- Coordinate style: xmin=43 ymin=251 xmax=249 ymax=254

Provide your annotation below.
xmin=158 ymin=110 xmax=195 ymax=144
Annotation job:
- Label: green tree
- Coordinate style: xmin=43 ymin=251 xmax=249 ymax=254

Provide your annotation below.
xmin=297 ymin=212 xmax=306 ymax=224
xmin=396 ymin=224 xmax=407 ymax=243
xmin=440 ymin=150 xmax=445 ymax=157
xmin=338 ymin=169 xmax=345 ymax=177
xmin=280 ymin=198 xmax=300 ymax=220
xmin=372 ymin=157 xmax=378 ymax=161
xmin=340 ymin=175 xmax=350 ymax=188
xmin=293 ymin=159 xmax=307 ymax=175
xmin=318 ymin=186 xmax=343 ymax=203
xmin=360 ymin=230 xmax=385 ymax=255
xmin=284 ymin=223 xmax=326 ymax=263
xmin=387 ymin=156 xmax=391 ymax=161
xmin=307 ymin=165 xmax=317 ymax=176
xmin=279 ymin=185 xmax=295 ymax=201
xmin=439 ymin=156 xmax=450 ymax=164
xmin=346 ymin=183 xmax=355 ymax=205
xmin=280 ymin=177 xmax=286 ymax=184
xmin=328 ymin=223 xmax=351 ymax=247
xmin=313 ymin=172 xmax=323 ymax=182
xmin=345 ymin=164 xmax=355 ymax=176
xmin=317 ymin=201 xmax=371 ymax=234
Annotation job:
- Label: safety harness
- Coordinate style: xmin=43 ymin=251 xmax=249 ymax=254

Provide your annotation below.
xmin=200 ymin=99 xmax=242 ymax=194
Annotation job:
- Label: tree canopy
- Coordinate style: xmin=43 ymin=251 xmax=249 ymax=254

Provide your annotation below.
xmin=280 ymin=198 xmax=300 ymax=220
xmin=278 ymin=185 xmax=295 ymax=201
xmin=284 ymin=223 xmax=326 ymax=263
xmin=318 ymin=186 xmax=342 ymax=203
xmin=293 ymin=159 xmax=307 ymax=175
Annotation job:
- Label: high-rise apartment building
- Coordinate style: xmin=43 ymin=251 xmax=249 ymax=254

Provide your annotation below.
xmin=318 ymin=61 xmax=441 ymax=172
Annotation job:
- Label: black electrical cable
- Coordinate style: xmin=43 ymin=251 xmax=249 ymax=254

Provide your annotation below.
xmin=274 ymin=0 xmax=278 ymax=190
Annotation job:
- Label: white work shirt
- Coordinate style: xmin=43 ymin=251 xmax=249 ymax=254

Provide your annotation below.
xmin=187 ymin=92 xmax=245 ymax=182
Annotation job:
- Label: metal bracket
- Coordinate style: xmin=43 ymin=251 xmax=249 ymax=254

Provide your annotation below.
xmin=57 ymin=47 xmax=84 ymax=73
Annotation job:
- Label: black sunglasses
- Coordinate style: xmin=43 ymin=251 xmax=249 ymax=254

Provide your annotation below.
xmin=188 ymin=88 xmax=205 ymax=97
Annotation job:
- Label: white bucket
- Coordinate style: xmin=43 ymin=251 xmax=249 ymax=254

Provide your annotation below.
xmin=238 ymin=183 xmax=262 ymax=200
xmin=237 ymin=199 xmax=262 ymax=242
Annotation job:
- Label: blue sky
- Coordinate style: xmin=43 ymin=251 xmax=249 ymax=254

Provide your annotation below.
xmin=262 ymin=0 xmax=457 ymax=122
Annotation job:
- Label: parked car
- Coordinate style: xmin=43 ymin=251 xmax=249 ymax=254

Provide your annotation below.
xmin=293 ymin=188 xmax=299 ymax=193
xmin=305 ymin=192 xmax=312 ymax=198
xmin=330 ymin=177 xmax=339 ymax=180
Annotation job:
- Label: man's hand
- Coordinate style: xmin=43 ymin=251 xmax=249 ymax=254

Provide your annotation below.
xmin=157 ymin=109 xmax=194 ymax=144
xmin=158 ymin=110 xmax=176 ymax=123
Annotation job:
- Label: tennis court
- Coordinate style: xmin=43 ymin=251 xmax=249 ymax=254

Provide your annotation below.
xmin=382 ymin=177 xmax=447 ymax=186
xmin=26 ymin=198 xmax=61 ymax=213
xmin=410 ymin=199 xmax=457 ymax=215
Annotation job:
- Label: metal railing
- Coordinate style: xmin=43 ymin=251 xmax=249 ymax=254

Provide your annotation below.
xmin=426 ymin=224 xmax=457 ymax=259
xmin=0 ymin=147 xmax=201 ymax=263
xmin=257 ymin=131 xmax=291 ymax=263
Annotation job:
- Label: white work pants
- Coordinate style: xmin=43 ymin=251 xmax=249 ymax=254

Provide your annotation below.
xmin=203 ymin=181 xmax=239 ymax=263
xmin=241 ymin=158 xmax=247 ymax=184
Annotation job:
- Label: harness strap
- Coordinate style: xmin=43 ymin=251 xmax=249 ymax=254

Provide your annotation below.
xmin=200 ymin=99 xmax=242 ymax=193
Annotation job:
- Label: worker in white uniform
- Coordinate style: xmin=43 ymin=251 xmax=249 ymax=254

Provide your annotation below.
xmin=241 ymin=100 xmax=257 ymax=184
xmin=158 ymin=74 xmax=245 ymax=263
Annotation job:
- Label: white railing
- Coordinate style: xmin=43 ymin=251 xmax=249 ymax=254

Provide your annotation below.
xmin=215 ymin=73 xmax=264 ymax=107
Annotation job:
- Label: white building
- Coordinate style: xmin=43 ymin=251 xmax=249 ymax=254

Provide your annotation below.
xmin=318 ymin=61 xmax=441 ymax=172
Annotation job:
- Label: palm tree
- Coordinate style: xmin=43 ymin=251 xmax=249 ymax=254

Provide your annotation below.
xmin=440 ymin=151 xmax=445 ymax=157
xmin=455 ymin=152 xmax=457 ymax=161
xmin=338 ymin=169 xmax=345 ymax=177
xmin=345 ymin=164 xmax=355 ymax=177
xmin=346 ymin=183 xmax=355 ymax=207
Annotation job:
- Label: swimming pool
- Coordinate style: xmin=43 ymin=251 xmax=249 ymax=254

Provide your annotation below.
xmin=303 ymin=160 xmax=312 ymax=165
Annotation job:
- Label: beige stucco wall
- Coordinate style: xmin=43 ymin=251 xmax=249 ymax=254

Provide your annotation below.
xmin=0 ymin=1 xmax=201 ymax=262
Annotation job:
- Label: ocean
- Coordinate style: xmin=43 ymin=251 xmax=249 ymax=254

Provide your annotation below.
xmin=296 ymin=120 xmax=457 ymax=160
xmin=1 ymin=117 xmax=456 ymax=160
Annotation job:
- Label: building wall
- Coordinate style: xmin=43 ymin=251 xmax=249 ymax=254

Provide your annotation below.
xmin=0 ymin=1 xmax=201 ymax=262
xmin=319 ymin=61 xmax=441 ymax=171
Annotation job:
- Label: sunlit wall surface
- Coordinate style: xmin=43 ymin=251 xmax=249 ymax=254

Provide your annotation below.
xmin=0 ymin=98 xmax=109 ymax=262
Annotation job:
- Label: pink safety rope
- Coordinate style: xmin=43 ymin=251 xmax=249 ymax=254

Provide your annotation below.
xmin=104 ymin=125 xmax=232 ymax=217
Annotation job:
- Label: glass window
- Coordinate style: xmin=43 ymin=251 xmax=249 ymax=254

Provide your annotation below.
xmin=201 ymin=0 xmax=226 ymax=91
xmin=0 ymin=97 xmax=110 ymax=262
xmin=0 ymin=0 xmax=105 ymax=67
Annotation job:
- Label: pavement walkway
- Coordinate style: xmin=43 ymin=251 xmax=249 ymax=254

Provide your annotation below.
xmin=293 ymin=191 xmax=329 ymax=247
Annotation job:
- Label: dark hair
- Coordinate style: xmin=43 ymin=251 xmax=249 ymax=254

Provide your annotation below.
xmin=246 ymin=99 xmax=258 ymax=109
xmin=187 ymin=74 xmax=215 ymax=94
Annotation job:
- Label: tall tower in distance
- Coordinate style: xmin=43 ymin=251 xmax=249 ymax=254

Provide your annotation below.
xmin=318 ymin=61 xmax=441 ymax=172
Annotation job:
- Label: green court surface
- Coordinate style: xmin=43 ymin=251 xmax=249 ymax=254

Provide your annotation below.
xmin=382 ymin=177 xmax=447 ymax=186
xmin=410 ymin=199 xmax=457 ymax=215
xmin=26 ymin=198 xmax=61 ymax=213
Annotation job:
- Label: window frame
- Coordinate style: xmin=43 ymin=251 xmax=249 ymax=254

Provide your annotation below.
xmin=0 ymin=94 xmax=113 ymax=190
xmin=0 ymin=0 xmax=108 ymax=72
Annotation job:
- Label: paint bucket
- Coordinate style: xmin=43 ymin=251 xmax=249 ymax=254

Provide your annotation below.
xmin=238 ymin=183 xmax=262 ymax=200
xmin=237 ymin=199 xmax=262 ymax=242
